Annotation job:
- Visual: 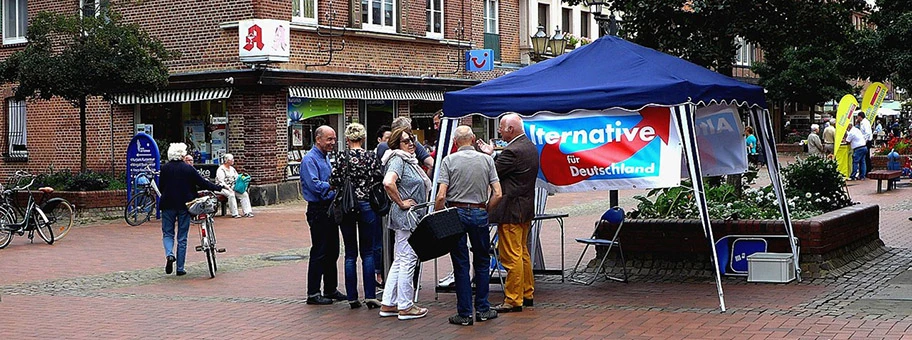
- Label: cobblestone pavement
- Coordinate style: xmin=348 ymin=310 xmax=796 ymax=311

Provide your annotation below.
xmin=2 ymin=156 xmax=912 ymax=339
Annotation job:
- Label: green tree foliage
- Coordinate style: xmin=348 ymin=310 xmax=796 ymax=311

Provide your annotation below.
xmin=0 ymin=10 xmax=173 ymax=171
xmin=856 ymin=0 xmax=912 ymax=90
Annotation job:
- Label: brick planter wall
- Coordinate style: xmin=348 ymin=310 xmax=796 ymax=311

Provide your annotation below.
xmin=776 ymin=143 xmax=804 ymax=153
xmin=595 ymin=203 xmax=882 ymax=278
xmin=871 ymin=154 xmax=911 ymax=170
xmin=13 ymin=190 xmax=127 ymax=221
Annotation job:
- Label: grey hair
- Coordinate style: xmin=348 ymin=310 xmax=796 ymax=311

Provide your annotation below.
xmin=167 ymin=143 xmax=188 ymax=161
xmin=811 ymin=124 xmax=819 ymax=131
xmin=391 ymin=117 xmax=412 ymax=130
xmin=453 ymin=125 xmax=475 ymax=142
xmin=223 ymin=153 xmax=234 ymax=162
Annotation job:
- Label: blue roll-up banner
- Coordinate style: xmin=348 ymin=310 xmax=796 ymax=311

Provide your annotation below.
xmin=126 ymin=133 xmax=161 ymax=218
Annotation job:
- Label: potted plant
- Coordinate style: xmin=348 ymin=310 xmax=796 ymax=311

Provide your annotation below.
xmin=565 ymin=33 xmax=580 ymax=49
xmin=580 ymin=37 xmax=593 ymax=46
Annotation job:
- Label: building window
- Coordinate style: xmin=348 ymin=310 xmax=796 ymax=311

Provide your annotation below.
xmin=292 ymin=0 xmax=317 ymax=24
xmin=537 ymin=3 xmax=549 ymax=31
xmin=484 ymin=0 xmax=498 ymax=34
xmin=426 ymin=0 xmax=443 ymax=38
xmin=2 ymin=0 xmax=28 ymax=45
xmin=581 ymin=12 xmax=590 ymax=38
xmin=735 ymin=36 xmax=754 ymax=67
xmin=6 ymin=98 xmax=27 ymax=159
xmin=561 ymin=8 xmax=572 ymax=35
xmin=361 ymin=0 xmax=396 ymax=33
xmin=80 ymin=0 xmax=109 ymax=18
xmin=138 ymin=100 xmax=228 ymax=164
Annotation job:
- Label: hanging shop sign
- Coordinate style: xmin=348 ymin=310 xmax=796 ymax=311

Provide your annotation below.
xmin=287 ymin=97 xmax=344 ymax=122
xmin=239 ymin=19 xmax=291 ymax=63
xmin=465 ymin=49 xmax=494 ymax=72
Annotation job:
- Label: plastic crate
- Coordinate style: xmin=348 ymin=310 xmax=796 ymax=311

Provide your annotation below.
xmin=747 ymin=252 xmax=796 ymax=283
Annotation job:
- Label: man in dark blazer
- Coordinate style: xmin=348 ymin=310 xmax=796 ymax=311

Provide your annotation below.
xmin=478 ymin=113 xmax=540 ymax=313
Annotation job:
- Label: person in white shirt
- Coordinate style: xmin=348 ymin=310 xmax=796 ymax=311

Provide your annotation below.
xmin=844 ymin=124 xmax=868 ymax=181
xmin=216 ymin=153 xmax=253 ymax=218
xmin=855 ymin=112 xmax=874 ymax=173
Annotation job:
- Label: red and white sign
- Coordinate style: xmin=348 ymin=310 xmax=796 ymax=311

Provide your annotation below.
xmin=238 ymin=19 xmax=290 ymax=63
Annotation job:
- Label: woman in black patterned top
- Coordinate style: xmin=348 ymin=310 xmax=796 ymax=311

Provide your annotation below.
xmin=330 ymin=122 xmax=383 ymax=309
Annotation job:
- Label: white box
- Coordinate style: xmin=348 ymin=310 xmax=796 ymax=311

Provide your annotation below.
xmin=746 ymin=252 xmax=796 ymax=283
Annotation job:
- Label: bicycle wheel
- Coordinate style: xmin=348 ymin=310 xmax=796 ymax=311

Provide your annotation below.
xmin=33 ymin=212 xmax=54 ymax=245
xmin=124 ymin=193 xmax=155 ymax=226
xmin=0 ymin=207 xmax=14 ymax=249
xmin=44 ymin=198 xmax=74 ymax=241
xmin=204 ymin=222 xmax=216 ymax=278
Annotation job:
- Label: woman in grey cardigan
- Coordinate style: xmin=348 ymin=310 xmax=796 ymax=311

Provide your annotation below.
xmin=807 ymin=124 xmax=825 ymax=157
xmin=377 ymin=127 xmax=431 ymax=321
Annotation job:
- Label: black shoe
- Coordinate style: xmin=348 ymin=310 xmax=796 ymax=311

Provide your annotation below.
xmin=475 ymin=309 xmax=498 ymax=322
xmin=176 ymin=270 xmax=187 ymax=276
xmin=306 ymin=295 xmax=333 ymax=305
xmin=492 ymin=303 xmax=522 ymax=313
xmin=323 ymin=290 xmax=347 ymax=301
xmin=523 ymin=299 xmax=533 ymax=307
xmin=349 ymin=300 xmax=362 ymax=309
xmin=165 ymin=255 xmax=176 ymax=274
xmin=449 ymin=314 xmax=474 ymax=326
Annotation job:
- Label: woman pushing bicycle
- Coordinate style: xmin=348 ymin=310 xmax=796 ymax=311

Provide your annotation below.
xmin=159 ymin=143 xmax=225 ymax=276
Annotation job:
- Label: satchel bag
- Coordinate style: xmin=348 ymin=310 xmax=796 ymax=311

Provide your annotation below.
xmin=407 ymin=207 xmax=465 ymax=262
xmin=233 ymin=173 xmax=251 ymax=194
xmin=368 ymin=182 xmax=391 ymax=216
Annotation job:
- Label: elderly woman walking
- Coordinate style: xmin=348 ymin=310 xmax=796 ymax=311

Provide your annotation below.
xmin=377 ymin=127 xmax=431 ymax=320
xmin=330 ymin=123 xmax=383 ymax=309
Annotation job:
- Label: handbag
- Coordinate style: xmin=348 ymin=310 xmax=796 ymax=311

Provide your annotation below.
xmin=233 ymin=173 xmax=251 ymax=194
xmin=368 ymin=182 xmax=391 ymax=216
xmin=328 ymin=152 xmax=359 ymax=224
xmin=407 ymin=207 xmax=465 ymax=262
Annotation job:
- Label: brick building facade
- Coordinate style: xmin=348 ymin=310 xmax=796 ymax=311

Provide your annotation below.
xmin=0 ymin=0 xmax=523 ymax=204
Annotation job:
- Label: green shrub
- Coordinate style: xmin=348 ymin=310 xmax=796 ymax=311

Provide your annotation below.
xmin=33 ymin=166 xmax=126 ymax=191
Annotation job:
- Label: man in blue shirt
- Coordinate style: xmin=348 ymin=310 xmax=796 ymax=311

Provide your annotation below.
xmin=300 ymin=125 xmax=345 ymax=305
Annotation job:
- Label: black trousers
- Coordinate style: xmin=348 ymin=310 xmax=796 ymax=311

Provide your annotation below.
xmin=865 ymin=140 xmax=873 ymax=173
xmin=306 ymin=201 xmax=340 ymax=296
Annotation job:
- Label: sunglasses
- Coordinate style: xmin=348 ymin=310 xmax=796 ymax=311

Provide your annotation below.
xmin=400 ymin=136 xmax=415 ymax=145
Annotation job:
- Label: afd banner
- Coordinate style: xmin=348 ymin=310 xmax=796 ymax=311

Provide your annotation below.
xmin=681 ymin=105 xmax=747 ymax=177
xmin=526 ymin=107 xmax=681 ymax=192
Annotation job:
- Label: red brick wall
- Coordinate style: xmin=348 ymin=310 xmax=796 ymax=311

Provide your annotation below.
xmin=227 ymin=90 xmax=286 ymax=185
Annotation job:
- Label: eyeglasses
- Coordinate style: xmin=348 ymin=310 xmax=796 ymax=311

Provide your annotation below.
xmin=400 ymin=137 xmax=415 ymax=145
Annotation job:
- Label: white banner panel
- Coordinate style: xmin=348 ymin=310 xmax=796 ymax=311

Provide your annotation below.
xmin=239 ymin=19 xmax=291 ymax=62
xmin=681 ymin=105 xmax=748 ymax=177
xmin=526 ymin=107 xmax=682 ymax=192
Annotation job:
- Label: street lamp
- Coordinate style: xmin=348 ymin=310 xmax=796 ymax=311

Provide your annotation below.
xmin=531 ymin=25 xmax=549 ymax=56
xmin=583 ymin=0 xmax=608 ymax=14
xmin=549 ymin=27 xmax=568 ymax=57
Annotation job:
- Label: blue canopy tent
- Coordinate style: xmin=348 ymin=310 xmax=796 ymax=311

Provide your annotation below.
xmin=435 ymin=35 xmax=800 ymax=312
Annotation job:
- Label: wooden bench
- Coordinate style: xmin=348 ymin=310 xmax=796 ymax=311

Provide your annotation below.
xmin=866 ymin=170 xmax=902 ymax=193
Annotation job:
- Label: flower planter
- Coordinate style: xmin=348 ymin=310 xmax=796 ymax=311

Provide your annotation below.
xmin=13 ymin=189 xmax=127 ymax=220
xmin=871 ymin=154 xmax=911 ymax=170
xmin=595 ymin=203 xmax=882 ymax=278
xmin=776 ymin=143 xmax=804 ymax=153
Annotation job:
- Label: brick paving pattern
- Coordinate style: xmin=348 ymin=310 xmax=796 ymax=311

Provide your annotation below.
xmin=3 ymin=156 xmax=912 ymax=339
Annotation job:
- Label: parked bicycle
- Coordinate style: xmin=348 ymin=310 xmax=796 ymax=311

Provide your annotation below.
xmin=124 ymin=165 xmax=161 ymax=226
xmin=0 ymin=171 xmax=76 ymax=248
xmin=188 ymin=191 xmax=225 ymax=278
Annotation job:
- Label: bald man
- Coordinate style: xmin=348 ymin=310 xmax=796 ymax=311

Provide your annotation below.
xmin=478 ymin=113 xmax=539 ymax=313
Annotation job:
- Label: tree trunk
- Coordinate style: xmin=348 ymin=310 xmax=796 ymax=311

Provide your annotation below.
xmin=80 ymin=96 xmax=87 ymax=172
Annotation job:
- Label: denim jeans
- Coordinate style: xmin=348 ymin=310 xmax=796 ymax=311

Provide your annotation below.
xmin=306 ymin=201 xmax=340 ymax=297
xmin=852 ymin=146 xmax=868 ymax=179
xmin=161 ymin=208 xmax=191 ymax=272
xmin=340 ymin=201 xmax=378 ymax=301
xmin=450 ymin=207 xmax=492 ymax=317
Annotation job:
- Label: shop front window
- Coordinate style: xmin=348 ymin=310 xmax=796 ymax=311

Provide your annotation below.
xmin=138 ymin=100 xmax=228 ymax=164
xmin=287 ymin=98 xmax=344 ymax=159
xmin=360 ymin=100 xmax=395 ymax=151
xmin=409 ymin=101 xmax=442 ymax=149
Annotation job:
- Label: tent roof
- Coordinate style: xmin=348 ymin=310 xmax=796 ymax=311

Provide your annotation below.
xmin=443 ymin=36 xmax=767 ymax=118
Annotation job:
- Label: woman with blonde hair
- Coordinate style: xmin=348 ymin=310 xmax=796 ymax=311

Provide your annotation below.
xmin=329 ymin=123 xmax=383 ymax=309
xmin=216 ymin=153 xmax=253 ymax=218
xmin=377 ymin=127 xmax=431 ymax=320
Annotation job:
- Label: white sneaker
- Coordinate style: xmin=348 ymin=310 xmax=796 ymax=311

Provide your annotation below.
xmin=244 ymin=212 xmax=254 ymax=218
xmin=438 ymin=272 xmax=455 ymax=287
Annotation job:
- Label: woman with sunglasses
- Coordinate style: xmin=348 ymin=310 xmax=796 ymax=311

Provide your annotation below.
xmin=377 ymin=127 xmax=431 ymax=320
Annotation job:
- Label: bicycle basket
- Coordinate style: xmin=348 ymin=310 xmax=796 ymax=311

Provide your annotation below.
xmin=187 ymin=196 xmax=218 ymax=215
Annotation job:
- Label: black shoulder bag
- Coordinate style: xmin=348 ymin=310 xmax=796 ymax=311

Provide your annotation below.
xmin=329 ymin=151 xmax=359 ymax=224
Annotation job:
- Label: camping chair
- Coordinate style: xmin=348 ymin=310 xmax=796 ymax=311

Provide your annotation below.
xmin=568 ymin=207 xmax=628 ymax=285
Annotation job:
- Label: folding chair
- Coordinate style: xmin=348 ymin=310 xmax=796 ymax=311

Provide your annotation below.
xmin=568 ymin=207 xmax=628 ymax=285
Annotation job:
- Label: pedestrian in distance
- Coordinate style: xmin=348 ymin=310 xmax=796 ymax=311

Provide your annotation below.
xmin=844 ymin=123 xmax=868 ymax=181
xmin=378 ymin=127 xmax=431 ymax=320
xmin=855 ymin=112 xmax=874 ymax=173
xmin=435 ymin=125 xmax=502 ymax=326
xmin=823 ymin=118 xmax=836 ymax=156
xmin=215 ymin=153 xmax=253 ymax=218
xmin=477 ymin=113 xmax=540 ymax=313
xmin=159 ymin=143 xmax=225 ymax=276
xmin=300 ymin=125 xmax=347 ymax=305
xmin=807 ymin=124 xmax=825 ymax=158
xmin=329 ymin=123 xmax=383 ymax=309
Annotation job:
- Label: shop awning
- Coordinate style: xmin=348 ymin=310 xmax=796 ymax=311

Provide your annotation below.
xmin=113 ymin=88 xmax=233 ymax=105
xmin=289 ymin=86 xmax=444 ymax=101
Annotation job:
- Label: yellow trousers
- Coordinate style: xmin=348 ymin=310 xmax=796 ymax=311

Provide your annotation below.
xmin=497 ymin=222 xmax=534 ymax=307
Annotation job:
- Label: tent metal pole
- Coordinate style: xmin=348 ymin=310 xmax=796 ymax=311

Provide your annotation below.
xmin=422 ymin=117 xmax=458 ymax=301
xmin=675 ymin=104 xmax=727 ymax=312
xmin=752 ymin=108 xmax=802 ymax=282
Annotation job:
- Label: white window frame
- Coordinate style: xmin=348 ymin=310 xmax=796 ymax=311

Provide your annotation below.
xmin=292 ymin=0 xmax=318 ymax=25
xmin=7 ymin=98 xmax=27 ymax=158
xmin=425 ymin=0 xmax=443 ymax=39
xmin=735 ymin=36 xmax=754 ymax=67
xmin=79 ymin=0 xmax=109 ymax=19
xmin=2 ymin=0 xmax=28 ymax=45
xmin=484 ymin=0 xmax=498 ymax=34
xmin=362 ymin=0 xmax=397 ymax=34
